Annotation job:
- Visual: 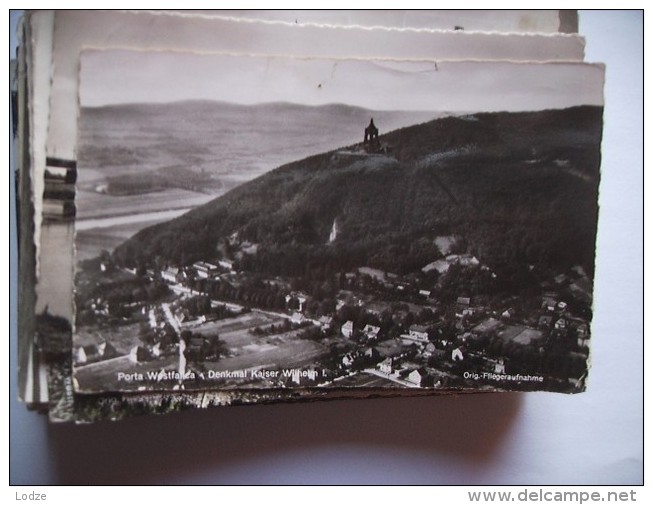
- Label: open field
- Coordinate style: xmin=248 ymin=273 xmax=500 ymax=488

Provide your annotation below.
xmin=199 ymin=336 xmax=326 ymax=380
xmin=74 ymin=355 xmax=178 ymax=392
xmin=189 ymin=312 xmax=328 ymax=387
xmin=76 ymin=221 xmax=167 ymax=261
xmin=75 ymin=187 xmax=217 ymax=260
xmin=191 ymin=312 xmax=279 ymax=340
xmin=73 ymin=310 xmax=328 ymax=392
xmin=76 ymin=187 xmax=215 ymax=220
xmin=330 ymin=372 xmax=405 ymax=388
xmin=74 ymin=322 xmax=144 ymax=355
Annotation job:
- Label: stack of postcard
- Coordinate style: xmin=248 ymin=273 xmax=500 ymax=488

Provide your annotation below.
xmin=12 ymin=10 xmax=605 ymax=423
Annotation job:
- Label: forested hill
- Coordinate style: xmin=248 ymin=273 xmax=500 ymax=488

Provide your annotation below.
xmin=113 ymin=105 xmax=603 ymax=282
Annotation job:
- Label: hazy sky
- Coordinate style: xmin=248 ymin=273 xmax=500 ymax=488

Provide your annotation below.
xmin=80 ymin=49 xmax=604 ymax=113
xmin=50 ymin=9 xmax=587 ymax=158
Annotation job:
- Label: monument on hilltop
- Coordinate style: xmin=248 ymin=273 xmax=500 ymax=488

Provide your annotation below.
xmin=363 ymin=118 xmax=380 ymax=151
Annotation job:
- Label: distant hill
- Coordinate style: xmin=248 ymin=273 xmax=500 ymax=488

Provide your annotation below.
xmin=78 ymin=100 xmax=439 ymax=185
xmin=113 ymin=106 xmax=603 ymax=283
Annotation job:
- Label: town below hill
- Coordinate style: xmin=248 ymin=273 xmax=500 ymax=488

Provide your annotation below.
xmin=73 ymin=106 xmax=602 ymax=395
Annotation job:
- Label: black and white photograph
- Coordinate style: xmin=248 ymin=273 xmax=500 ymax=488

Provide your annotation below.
xmin=71 ymin=50 xmax=604 ymax=395
xmin=10 ymin=8 xmax=644 ymax=488
xmin=32 ymin=9 xmax=589 ymax=413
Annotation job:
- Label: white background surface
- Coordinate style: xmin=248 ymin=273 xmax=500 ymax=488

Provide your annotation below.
xmin=8 ymin=10 xmax=643 ymax=485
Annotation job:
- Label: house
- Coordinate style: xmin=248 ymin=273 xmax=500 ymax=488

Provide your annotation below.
xmin=151 ymin=342 xmax=162 ymax=358
xmin=485 ymin=357 xmax=505 ymax=374
xmin=161 ymin=266 xmax=180 ymax=283
xmin=400 ymin=325 xmax=429 ymax=345
xmin=98 ymin=341 xmax=118 ymax=359
xmin=291 ymin=312 xmax=304 ymax=324
xmin=422 ymin=342 xmax=436 ymax=358
xmin=538 ymin=315 xmax=554 ymax=329
xmin=422 ymin=259 xmax=450 ymax=274
xmin=419 ymin=289 xmax=432 ymax=298
xmin=75 ymin=345 xmax=97 ymax=364
xmin=193 ymin=261 xmax=220 ymax=279
xmin=458 ymin=254 xmax=480 ymax=267
xmin=444 ymin=253 xmax=479 ymax=268
xmin=75 ymin=341 xmax=117 ymax=364
xmin=554 ymin=318 xmax=567 ymax=330
xmin=129 ymin=345 xmax=151 ymax=363
xmin=408 ymin=325 xmax=429 ymax=342
xmin=180 ymin=313 xmax=207 ymax=329
xmin=148 ymin=309 xmax=157 ymax=329
xmin=457 ymin=331 xmax=473 ymax=343
xmin=543 ymin=299 xmax=557 ymax=312
xmin=451 ymin=347 xmax=465 ymax=361
xmin=501 ymin=308 xmax=514 ymax=319
xmin=407 ymin=369 xmax=429 ymax=387
xmin=285 ymin=292 xmax=307 ymax=311
xmin=342 ymin=353 xmax=356 ymax=367
xmin=363 ymin=347 xmax=380 ymax=361
xmin=378 ymin=357 xmax=394 ymax=375
xmin=341 ymin=320 xmax=354 ymax=338
xmin=218 ymin=259 xmax=234 ymax=271
xmin=362 ymin=324 xmax=381 ymax=341
xmin=318 ymin=315 xmax=333 ymax=331
xmin=285 ymin=292 xmax=308 ymax=312
xmin=456 ymin=297 xmax=471 ymax=306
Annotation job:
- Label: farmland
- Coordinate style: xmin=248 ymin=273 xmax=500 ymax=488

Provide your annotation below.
xmin=74 ymin=310 xmax=330 ymax=392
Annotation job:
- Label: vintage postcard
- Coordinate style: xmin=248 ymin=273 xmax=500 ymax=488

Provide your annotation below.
xmin=42 ymin=8 xmax=586 ymax=352
xmin=26 ymin=10 xmax=591 ymax=420
xmin=72 ymin=50 xmax=604 ymax=395
xmin=16 ymin=11 xmax=57 ymax=407
xmin=15 ymin=9 xmax=600 ymax=422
